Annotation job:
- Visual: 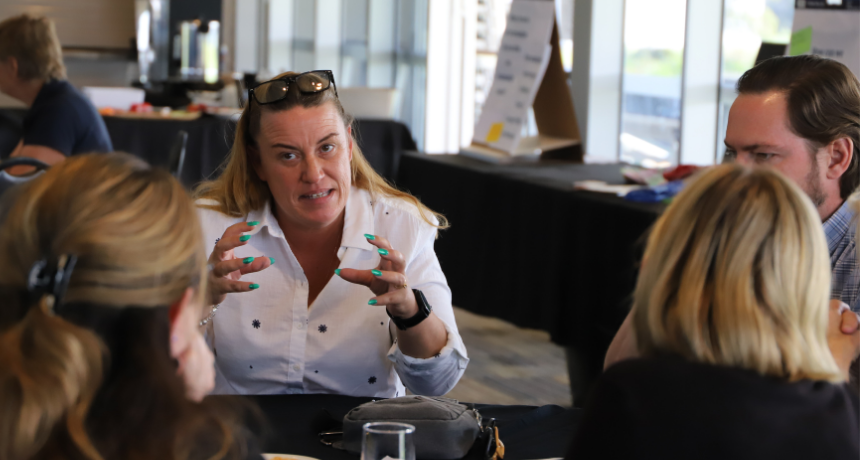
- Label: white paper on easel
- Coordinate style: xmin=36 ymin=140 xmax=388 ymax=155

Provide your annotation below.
xmin=472 ymin=0 xmax=556 ymax=154
xmin=789 ymin=2 xmax=860 ymax=76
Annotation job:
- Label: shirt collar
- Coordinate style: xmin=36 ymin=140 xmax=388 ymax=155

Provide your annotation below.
xmin=822 ymin=200 xmax=853 ymax=255
xmin=245 ymin=187 xmax=376 ymax=251
xmin=244 ymin=200 xmax=282 ymax=238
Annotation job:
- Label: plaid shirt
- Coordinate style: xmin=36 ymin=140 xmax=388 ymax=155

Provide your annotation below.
xmin=824 ymin=200 xmax=859 ymax=311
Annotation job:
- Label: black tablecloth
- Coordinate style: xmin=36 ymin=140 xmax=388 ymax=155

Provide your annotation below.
xmin=235 ymin=394 xmax=579 ymax=460
xmin=395 ymin=153 xmax=664 ymax=388
xmin=104 ymin=115 xmax=236 ymax=186
xmin=0 ymin=108 xmax=415 ymax=187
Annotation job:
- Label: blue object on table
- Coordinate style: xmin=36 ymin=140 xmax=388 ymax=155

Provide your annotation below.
xmin=625 ymin=180 xmax=684 ymax=203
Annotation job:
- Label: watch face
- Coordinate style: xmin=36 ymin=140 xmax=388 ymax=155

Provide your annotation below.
xmin=414 ymin=289 xmax=432 ymax=314
xmin=389 ymin=289 xmax=430 ymax=330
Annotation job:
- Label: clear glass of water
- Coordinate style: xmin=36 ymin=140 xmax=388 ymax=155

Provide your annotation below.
xmin=360 ymin=422 xmax=416 ymax=460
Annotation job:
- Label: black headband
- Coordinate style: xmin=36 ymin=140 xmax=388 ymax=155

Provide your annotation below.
xmin=27 ymin=254 xmax=77 ymax=312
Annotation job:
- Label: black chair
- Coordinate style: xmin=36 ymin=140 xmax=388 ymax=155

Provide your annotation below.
xmin=756 ymin=43 xmax=788 ymax=65
xmin=168 ymin=130 xmax=188 ymax=180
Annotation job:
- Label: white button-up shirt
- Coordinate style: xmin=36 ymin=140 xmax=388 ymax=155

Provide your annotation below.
xmin=197 ymin=187 xmax=469 ymax=397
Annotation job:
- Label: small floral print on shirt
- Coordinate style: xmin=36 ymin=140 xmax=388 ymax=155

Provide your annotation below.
xmin=368 ymin=376 xmax=377 ymax=384
xmin=318 ymin=324 xmax=328 ymax=333
xmin=252 ymin=319 xmax=261 ymax=329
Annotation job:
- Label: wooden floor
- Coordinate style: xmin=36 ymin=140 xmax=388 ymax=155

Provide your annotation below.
xmin=442 ymin=307 xmax=572 ymax=407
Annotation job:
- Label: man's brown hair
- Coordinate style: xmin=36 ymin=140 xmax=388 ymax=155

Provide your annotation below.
xmin=0 ymin=14 xmax=66 ymax=81
xmin=737 ymin=55 xmax=860 ymax=199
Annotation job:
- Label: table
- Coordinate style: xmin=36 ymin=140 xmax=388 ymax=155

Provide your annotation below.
xmin=233 ymin=394 xmax=580 ymax=460
xmin=394 ymin=152 xmax=664 ymax=402
xmin=0 ymin=108 xmax=415 ymax=187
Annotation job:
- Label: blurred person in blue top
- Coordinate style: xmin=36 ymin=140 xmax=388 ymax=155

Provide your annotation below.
xmin=606 ymin=55 xmax=860 ymax=370
xmin=0 ymin=14 xmax=112 ymax=170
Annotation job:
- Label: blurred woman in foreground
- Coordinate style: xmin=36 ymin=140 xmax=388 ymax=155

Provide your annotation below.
xmin=569 ymin=164 xmax=859 ymax=459
xmin=0 ymin=154 xmax=261 ymax=460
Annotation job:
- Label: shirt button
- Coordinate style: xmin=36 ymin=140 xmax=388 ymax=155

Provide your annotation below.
xmin=293 ymin=364 xmax=301 ymax=372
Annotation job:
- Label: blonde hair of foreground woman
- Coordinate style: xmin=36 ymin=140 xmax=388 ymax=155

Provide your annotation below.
xmin=0 ymin=154 xmax=251 ymax=460
xmin=633 ymin=163 xmax=843 ymax=382
xmin=195 ymin=71 xmax=447 ymax=228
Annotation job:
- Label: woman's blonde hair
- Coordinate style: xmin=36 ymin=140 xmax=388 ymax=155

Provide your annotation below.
xmin=0 ymin=14 xmax=66 ymax=81
xmin=633 ymin=164 xmax=842 ymax=382
xmin=0 ymin=154 xmax=247 ymax=460
xmin=195 ymin=71 xmax=447 ymax=228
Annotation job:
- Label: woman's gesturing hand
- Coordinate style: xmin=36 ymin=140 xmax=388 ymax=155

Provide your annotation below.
xmin=207 ymin=221 xmax=273 ymax=305
xmin=336 ymin=233 xmax=419 ymax=318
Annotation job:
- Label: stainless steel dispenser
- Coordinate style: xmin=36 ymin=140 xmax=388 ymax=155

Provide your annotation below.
xmin=135 ymin=0 xmax=171 ymax=86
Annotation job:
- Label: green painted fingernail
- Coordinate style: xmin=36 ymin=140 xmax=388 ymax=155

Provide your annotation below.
xmin=334 ymin=269 xmax=341 ymax=276
xmin=377 ymin=248 xmax=389 ymax=256
xmin=240 ymin=235 xmax=251 ymax=242
xmin=243 ymin=257 xmax=254 ymax=264
xmin=364 ymin=234 xmax=375 ymax=240
xmin=247 ymin=221 xmax=260 ymax=226
xmin=249 ymin=283 xmax=260 ymax=290
xmin=372 ymin=269 xmax=382 ymax=276
xmin=269 ymin=257 xmax=275 ymax=265
xmin=368 ymin=299 xmax=377 ymax=305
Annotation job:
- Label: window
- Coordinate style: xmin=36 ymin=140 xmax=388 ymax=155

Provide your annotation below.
xmin=717 ymin=0 xmax=795 ymax=161
xmin=619 ymin=0 xmax=688 ymax=168
xmin=259 ymin=0 xmax=427 ymax=149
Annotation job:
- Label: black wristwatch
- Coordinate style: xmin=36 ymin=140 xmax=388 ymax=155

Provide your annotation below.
xmin=388 ymin=289 xmax=433 ymax=330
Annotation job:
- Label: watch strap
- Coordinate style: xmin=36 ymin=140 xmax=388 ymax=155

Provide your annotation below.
xmin=388 ymin=289 xmax=432 ymax=330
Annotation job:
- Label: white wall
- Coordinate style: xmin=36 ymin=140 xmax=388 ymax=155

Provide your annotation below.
xmin=0 ymin=0 xmax=135 ymax=49
xmin=235 ymin=0 xmax=262 ymax=73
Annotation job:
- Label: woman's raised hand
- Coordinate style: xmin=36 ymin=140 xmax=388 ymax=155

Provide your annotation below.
xmin=207 ymin=221 xmax=273 ymax=305
xmin=336 ymin=233 xmax=419 ymax=318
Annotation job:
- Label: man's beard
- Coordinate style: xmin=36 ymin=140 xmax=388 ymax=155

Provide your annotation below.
xmin=805 ymin=158 xmax=827 ymax=210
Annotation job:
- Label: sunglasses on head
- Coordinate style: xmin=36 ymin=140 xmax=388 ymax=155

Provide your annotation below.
xmin=248 ymin=70 xmax=338 ymax=105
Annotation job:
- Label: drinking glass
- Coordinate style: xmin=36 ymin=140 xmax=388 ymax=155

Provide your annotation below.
xmin=360 ymin=422 xmax=416 ymax=460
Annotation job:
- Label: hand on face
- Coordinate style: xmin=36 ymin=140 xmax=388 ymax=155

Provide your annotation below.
xmin=176 ymin=330 xmax=215 ymax=402
xmin=207 ymin=221 xmax=274 ymax=305
xmin=170 ymin=288 xmax=215 ymax=401
xmin=335 ymin=234 xmax=419 ymax=318
xmin=827 ymin=299 xmax=860 ymax=378
xmin=252 ymin=103 xmax=353 ymax=231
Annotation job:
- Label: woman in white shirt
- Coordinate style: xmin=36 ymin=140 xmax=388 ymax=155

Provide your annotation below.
xmin=194 ymin=70 xmax=468 ymax=397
